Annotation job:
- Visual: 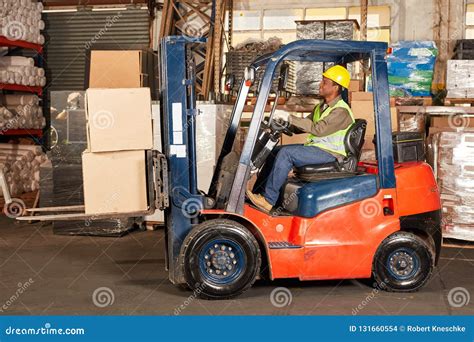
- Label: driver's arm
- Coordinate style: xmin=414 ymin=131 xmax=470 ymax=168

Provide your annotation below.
xmin=289 ymin=108 xmax=352 ymax=137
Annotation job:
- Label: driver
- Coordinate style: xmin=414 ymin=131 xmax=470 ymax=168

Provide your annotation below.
xmin=246 ymin=65 xmax=355 ymax=213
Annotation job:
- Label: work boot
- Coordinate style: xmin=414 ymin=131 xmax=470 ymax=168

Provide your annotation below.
xmin=246 ymin=189 xmax=273 ymax=213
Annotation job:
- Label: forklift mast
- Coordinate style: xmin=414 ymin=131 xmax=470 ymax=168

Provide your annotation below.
xmin=159 ymin=36 xmax=206 ymax=284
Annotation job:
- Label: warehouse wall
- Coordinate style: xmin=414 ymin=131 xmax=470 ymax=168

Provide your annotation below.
xmin=233 ymin=0 xmax=452 ymax=42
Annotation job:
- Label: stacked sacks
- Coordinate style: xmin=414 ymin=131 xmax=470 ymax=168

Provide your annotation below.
xmin=0 ymin=0 xmax=45 ymax=44
xmin=0 ymin=57 xmax=46 ymax=87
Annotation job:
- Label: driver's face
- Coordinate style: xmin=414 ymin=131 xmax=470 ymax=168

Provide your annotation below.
xmin=319 ymin=77 xmax=339 ymax=97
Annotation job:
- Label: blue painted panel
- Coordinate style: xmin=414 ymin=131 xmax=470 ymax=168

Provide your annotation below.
xmin=295 ymin=174 xmax=378 ymax=218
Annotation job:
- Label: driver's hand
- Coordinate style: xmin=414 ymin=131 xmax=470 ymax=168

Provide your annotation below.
xmin=273 ymin=109 xmax=290 ymax=121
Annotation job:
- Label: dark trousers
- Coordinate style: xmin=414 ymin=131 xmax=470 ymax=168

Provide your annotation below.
xmin=253 ymin=144 xmax=336 ymax=205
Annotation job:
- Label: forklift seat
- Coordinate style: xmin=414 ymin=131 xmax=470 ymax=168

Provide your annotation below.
xmin=294 ymin=119 xmax=367 ymax=180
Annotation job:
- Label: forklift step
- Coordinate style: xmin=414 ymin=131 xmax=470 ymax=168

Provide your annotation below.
xmin=268 ymin=241 xmax=302 ymax=249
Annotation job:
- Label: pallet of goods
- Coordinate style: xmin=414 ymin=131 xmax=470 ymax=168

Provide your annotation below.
xmin=432 ymin=131 xmax=474 ymax=241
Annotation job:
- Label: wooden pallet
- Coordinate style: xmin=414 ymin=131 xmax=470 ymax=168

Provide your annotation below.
xmin=444 ymin=98 xmax=474 ymax=106
xmin=391 ymin=96 xmax=432 ymax=106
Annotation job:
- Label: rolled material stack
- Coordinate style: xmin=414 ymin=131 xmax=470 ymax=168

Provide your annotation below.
xmin=0 ymin=0 xmax=45 ymax=44
xmin=0 ymin=93 xmax=45 ymax=129
xmin=0 ymin=57 xmax=46 ymax=87
xmin=435 ymin=131 xmax=474 ymax=241
xmin=0 ymin=143 xmax=47 ymax=197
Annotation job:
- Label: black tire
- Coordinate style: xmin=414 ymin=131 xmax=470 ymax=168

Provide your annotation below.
xmin=180 ymin=219 xmax=261 ymax=299
xmin=372 ymin=231 xmax=434 ymax=292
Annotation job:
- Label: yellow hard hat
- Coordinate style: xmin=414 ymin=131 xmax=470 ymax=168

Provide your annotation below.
xmin=322 ymin=65 xmax=351 ymax=89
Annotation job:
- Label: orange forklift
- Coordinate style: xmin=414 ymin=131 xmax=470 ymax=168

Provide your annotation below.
xmin=158 ymin=37 xmax=441 ymax=299
xmin=10 ymin=37 xmax=442 ymax=299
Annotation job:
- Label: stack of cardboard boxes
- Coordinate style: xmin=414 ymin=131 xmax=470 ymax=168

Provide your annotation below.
xmin=82 ymin=88 xmax=153 ymax=215
xmin=349 ymin=79 xmax=398 ymax=152
xmin=87 ymin=50 xmax=156 ymax=94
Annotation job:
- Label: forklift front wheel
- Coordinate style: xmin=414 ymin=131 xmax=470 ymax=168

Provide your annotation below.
xmin=372 ymin=231 xmax=435 ymax=292
xmin=181 ymin=219 xmax=261 ymax=299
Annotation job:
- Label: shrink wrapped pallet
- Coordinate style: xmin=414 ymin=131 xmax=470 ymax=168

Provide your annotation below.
xmin=385 ymin=41 xmax=437 ymax=97
xmin=226 ymin=37 xmax=283 ymax=93
xmin=446 ymin=60 xmax=474 ymax=98
xmin=434 ymin=131 xmax=474 ymax=241
xmin=290 ymin=20 xmax=358 ymax=95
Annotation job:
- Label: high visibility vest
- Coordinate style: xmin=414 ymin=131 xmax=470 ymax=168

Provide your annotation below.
xmin=305 ymin=99 xmax=355 ymax=157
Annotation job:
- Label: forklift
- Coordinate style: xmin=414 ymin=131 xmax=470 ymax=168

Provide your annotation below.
xmin=9 ymin=36 xmax=442 ymax=299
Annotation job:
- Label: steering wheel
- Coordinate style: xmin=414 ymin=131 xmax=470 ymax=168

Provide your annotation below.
xmin=270 ymin=118 xmax=293 ymax=136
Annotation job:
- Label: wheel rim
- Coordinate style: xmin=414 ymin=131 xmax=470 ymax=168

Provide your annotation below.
xmin=386 ymin=248 xmax=420 ymax=280
xmin=198 ymin=239 xmax=246 ymax=285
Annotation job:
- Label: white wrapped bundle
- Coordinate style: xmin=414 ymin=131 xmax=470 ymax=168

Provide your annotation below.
xmin=0 ymin=0 xmax=45 ymax=44
xmin=0 ymin=143 xmax=47 ymax=197
xmin=0 ymin=0 xmax=44 ymax=44
xmin=0 ymin=57 xmax=45 ymax=86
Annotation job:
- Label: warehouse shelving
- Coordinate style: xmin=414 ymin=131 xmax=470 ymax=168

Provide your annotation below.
xmin=0 ymin=35 xmax=45 ymax=141
xmin=0 ymin=83 xmax=43 ymax=96
xmin=0 ymin=36 xmax=43 ymax=54
xmin=0 ymin=129 xmax=43 ymax=137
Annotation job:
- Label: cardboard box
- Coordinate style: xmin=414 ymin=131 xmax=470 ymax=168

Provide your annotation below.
xmin=82 ymin=150 xmax=148 ymax=215
xmin=350 ymin=91 xmax=373 ymax=101
xmin=350 ymin=100 xmax=398 ymax=150
xmin=88 ymin=50 xmax=150 ymax=89
xmin=349 ymin=79 xmax=364 ymax=92
xmin=85 ymin=88 xmax=153 ymax=152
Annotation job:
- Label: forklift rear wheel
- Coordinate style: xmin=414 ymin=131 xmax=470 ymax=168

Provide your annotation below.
xmin=373 ymin=232 xmax=434 ymax=292
xmin=182 ymin=219 xmax=261 ymax=299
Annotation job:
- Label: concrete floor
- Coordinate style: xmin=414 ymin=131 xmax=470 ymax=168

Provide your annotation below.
xmin=0 ymin=216 xmax=473 ymax=316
